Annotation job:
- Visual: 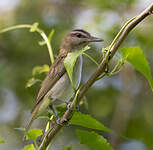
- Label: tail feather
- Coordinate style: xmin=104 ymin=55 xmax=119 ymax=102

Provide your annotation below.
xmin=23 ymin=106 xmax=39 ymax=141
xmin=23 ymin=97 xmax=50 ymax=141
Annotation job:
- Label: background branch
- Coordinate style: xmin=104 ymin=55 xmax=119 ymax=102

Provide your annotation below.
xmin=39 ymin=3 xmax=153 ymax=150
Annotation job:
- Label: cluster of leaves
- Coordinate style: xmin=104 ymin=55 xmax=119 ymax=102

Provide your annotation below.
xmin=70 ymin=112 xmax=113 ymax=150
xmin=22 ymin=112 xmax=113 ymax=150
xmin=23 ymin=129 xmax=43 ymax=150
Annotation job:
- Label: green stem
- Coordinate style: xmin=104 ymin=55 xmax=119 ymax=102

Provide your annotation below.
xmin=109 ymin=60 xmax=120 ymax=75
xmin=105 ymin=16 xmax=137 ymax=61
xmin=0 ymin=24 xmax=54 ymax=64
xmin=45 ymin=115 xmax=54 ymax=132
xmin=97 ymin=59 xmax=125 ymax=80
xmin=96 ymin=73 xmax=106 ymax=80
xmin=83 ymin=53 xmax=99 ymax=66
xmin=109 ymin=16 xmax=136 ymax=51
xmin=0 ymin=24 xmax=31 ymax=33
xmin=39 ymin=31 xmax=54 ymax=64
xmin=73 ymin=89 xmax=80 ymax=109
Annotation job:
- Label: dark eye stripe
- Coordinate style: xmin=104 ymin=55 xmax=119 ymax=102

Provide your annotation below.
xmin=76 ymin=33 xmax=87 ymax=38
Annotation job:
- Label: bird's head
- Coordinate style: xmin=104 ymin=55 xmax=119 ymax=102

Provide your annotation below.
xmin=60 ymin=29 xmax=104 ymax=53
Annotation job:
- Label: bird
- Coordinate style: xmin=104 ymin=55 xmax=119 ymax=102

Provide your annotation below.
xmin=23 ymin=29 xmax=103 ymax=140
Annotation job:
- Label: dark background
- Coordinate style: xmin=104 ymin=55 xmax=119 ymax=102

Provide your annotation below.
xmin=0 ymin=0 xmax=153 ymax=150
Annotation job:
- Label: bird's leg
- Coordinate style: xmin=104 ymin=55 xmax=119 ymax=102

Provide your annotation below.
xmin=49 ymin=104 xmax=62 ymax=125
xmin=49 ymin=105 xmax=59 ymax=120
xmin=49 ymin=104 xmax=69 ymax=125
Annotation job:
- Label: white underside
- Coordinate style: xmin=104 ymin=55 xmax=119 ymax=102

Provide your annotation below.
xmin=39 ymin=55 xmax=83 ymax=112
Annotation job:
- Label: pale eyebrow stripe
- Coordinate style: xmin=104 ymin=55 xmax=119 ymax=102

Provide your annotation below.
xmin=72 ymin=29 xmax=90 ymax=36
xmin=70 ymin=31 xmax=90 ymax=38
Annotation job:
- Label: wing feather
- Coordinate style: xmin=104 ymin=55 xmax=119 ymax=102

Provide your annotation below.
xmin=31 ymin=55 xmax=66 ymax=112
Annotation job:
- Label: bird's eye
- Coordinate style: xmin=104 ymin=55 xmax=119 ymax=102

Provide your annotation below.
xmin=76 ymin=33 xmax=87 ymax=38
xmin=76 ymin=33 xmax=83 ymax=38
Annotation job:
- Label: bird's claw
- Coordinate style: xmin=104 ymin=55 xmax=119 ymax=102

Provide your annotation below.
xmin=67 ymin=102 xmax=72 ymax=110
xmin=56 ymin=117 xmax=68 ymax=125
xmin=56 ymin=118 xmax=62 ymax=125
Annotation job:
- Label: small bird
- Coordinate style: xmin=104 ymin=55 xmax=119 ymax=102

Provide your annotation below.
xmin=23 ymin=29 xmax=103 ymax=139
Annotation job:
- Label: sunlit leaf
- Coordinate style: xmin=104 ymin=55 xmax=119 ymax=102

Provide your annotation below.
xmin=26 ymin=78 xmax=41 ymax=88
xmin=121 ymin=46 xmax=153 ymax=91
xmin=76 ymin=129 xmax=113 ymax=150
xmin=64 ymin=45 xmax=90 ymax=89
xmin=23 ymin=144 xmax=35 ymax=150
xmin=69 ymin=112 xmax=111 ymax=132
xmin=32 ymin=65 xmax=49 ymax=76
xmin=26 ymin=129 xmax=43 ymax=141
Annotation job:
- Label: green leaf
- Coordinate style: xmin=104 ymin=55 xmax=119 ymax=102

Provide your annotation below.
xmin=69 ymin=112 xmax=111 ymax=132
xmin=32 ymin=64 xmax=49 ymax=76
xmin=14 ymin=127 xmax=25 ymax=131
xmin=23 ymin=144 xmax=35 ymax=150
xmin=30 ymin=22 xmax=39 ymax=32
xmin=26 ymin=129 xmax=43 ymax=141
xmin=76 ymin=129 xmax=113 ymax=150
xmin=64 ymin=45 xmax=90 ymax=89
xmin=26 ymin=78 xmax=41 ymax=88
xmin=0 ymin=140 xmax=5 ymax=144
xmin=121 ymin=46 xmax=153 ymax=91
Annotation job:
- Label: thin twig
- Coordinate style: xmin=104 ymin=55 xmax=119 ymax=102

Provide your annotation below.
xmin=0 ymin=24 xmax=54 ymax=64
xmin=38 ymin=3 xmax=153 ymax=150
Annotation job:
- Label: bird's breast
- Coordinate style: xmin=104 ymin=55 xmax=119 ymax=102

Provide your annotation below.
xmin=49 ymin=55 xmax=83 ymax=103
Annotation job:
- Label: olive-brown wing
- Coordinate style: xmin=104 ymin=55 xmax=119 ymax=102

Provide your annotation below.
xmin=31 ymin=56 xmax=66 ymax=113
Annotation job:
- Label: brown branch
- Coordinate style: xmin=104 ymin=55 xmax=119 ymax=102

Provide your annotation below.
xmin=38 ymin=3 xmax=153 ymax=150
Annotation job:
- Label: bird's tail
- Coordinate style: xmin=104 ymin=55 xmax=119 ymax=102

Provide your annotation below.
xmin=23 ymin=106 xmax=39 ymax=141
xmin=23 ymin=97 xmax=50 ymax=141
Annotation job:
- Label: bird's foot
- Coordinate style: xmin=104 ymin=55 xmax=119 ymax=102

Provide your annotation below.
xmin=56 ymin=118 xmax=62 ymax=125
xmin=56 ymin=117 xmax=68 ymax=125
xmin=67 ymin=101 xmax=79 ymax=111
xmin=67 ymin=102 xmax=72 ymax=110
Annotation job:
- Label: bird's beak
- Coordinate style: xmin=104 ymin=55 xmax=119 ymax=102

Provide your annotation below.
xmin=89 ymin=36 xmax=104 ymax=42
